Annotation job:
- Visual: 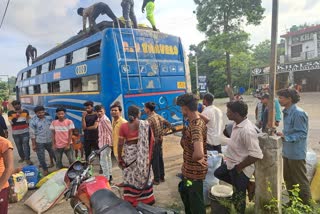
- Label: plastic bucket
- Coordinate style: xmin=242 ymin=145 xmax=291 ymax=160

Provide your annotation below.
xmin=209 ymin=185 xmax=233 ymax=214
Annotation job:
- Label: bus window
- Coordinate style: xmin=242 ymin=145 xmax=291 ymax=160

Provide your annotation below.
xmin=87 ymin=42 xmax=101 ymax=59
xmin=66 ymin=53 xmax=73 ymax=66
xmin=28 ymin=86 xmax=34 ymax=95
xmin=31 ymin=68 xmax=37 ymax=77
xmin=72 ymin=48 xmax=87 ymax=64
xmin=21 ymin=87 xmax=28 ymax=95
xmin=56 ymin=56 xmax=65 ymax=69
xmin=60 ymin=80 xmax=71 ymax=92
xmin=42 ymin=63 xmax=49 ymax=73
xmin=20 ymin=73 xmax=23 ymax=80
xmin=71 ymin=78 xmax=82 ymax=92
xmin=36 ymin=65 xmax=42 ymax=75
xmin=27 ymin=70 xmax=31 ymax=78
xmin=51 ymin=81 xmax=60 ymax=93
xmin=41 ymin=84 xmax=48 ymax=94
xmin=49 ymin=59 xmax=56 ymax=71
xmin=82 ymin=75 xmax=99 ymax=91
xmin=34 ymin=85 xmax=41 ymax=94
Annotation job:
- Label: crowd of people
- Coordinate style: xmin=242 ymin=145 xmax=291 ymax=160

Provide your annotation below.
xmin=0 ymin=88 xmax=313 ymax=213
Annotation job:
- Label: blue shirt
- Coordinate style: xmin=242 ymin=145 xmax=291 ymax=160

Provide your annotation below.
xmin=282 ymin=104 xmax=308 ymax=160
xmin=29 ymin=115 xmax=53 ymax=144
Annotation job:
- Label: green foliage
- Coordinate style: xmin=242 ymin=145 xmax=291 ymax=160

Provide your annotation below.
xmin=193 ymin=0 xmax=264 ymax=86
xmin=8 ymin=76 xmax=16 ymax=95
xmin=0 ymin=81 xmax=9 ymax=101
xmin=264 ymin=183 xmax=320 ymax=214
xmin=194 ymin=0 xmax=265 ymax=37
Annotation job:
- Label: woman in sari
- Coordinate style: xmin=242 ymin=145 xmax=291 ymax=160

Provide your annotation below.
xmin=118 ymin=105 xmax=155 ymax=206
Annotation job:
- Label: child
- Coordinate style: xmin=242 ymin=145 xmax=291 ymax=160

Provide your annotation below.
xmin=50 ymin=107 xmax=75 ymax=169
xmin=72 ymin=129 xmax=84 ymax=160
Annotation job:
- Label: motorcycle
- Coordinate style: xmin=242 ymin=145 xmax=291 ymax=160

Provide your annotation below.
xmin=64 ymin=144 xmax=176 ymax=214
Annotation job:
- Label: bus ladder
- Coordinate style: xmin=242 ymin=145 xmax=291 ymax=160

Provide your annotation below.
xmin=113 ymin=19 xmax=143 ymax=91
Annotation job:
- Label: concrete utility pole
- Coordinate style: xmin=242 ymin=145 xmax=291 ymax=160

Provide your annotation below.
xmin=255 ymin=0 xmax=282 ymax=213
xmin=267 ymin=0 xmax=279 ymax=134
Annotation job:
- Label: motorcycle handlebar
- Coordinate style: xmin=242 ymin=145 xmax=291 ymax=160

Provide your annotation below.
xmin=88 ymin=144 xmax=109 ymax=164
xmin=96 ymin=144 xmax=109 ymax=155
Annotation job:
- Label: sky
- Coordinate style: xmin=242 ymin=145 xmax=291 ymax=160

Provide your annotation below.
xmin=1 ymin=0 xmax=320 ymax=78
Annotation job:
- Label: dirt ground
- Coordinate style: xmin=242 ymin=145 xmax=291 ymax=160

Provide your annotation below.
xmin=6 ymin=92 xmax=320 ymax=214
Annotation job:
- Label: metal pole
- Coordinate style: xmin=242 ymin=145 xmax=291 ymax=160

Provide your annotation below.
xmin=267 ymin=0 xmax=278 ymax=135
xmin=195 ymin=55 xmax=199 ymax=95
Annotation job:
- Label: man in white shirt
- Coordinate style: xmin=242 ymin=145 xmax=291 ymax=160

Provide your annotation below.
xmin=214 ymin=101 xmax=263 ymax=214
xmin=200 ymin=93 xmax=223 ymax=153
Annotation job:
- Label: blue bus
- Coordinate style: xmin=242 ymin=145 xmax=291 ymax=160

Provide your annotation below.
xmin=16 ymin=24 xmax=190 ymax=131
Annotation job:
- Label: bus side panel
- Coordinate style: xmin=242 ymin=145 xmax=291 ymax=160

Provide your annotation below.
xmin=122 ymin=91 xmax=184 ymax=126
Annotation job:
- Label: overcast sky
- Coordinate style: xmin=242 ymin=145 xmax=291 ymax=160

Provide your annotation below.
xmin=0 ymin=0 xmax=320 ymax=78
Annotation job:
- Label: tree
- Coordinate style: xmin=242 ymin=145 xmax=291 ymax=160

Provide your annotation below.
xmin=189 ymin=41 xmax=254 ymax=98
xmin=0 ymin=81 xmax=9 ymax=101
xmin=253 ymin=40 xmax=271 ymax=67
xmin=194 ymin=0 xmax=265 ymax=86
xmin=8 ymin=76 xmax=16 ymax=95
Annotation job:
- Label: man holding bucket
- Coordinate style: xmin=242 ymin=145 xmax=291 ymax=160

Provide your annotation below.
xmin=214 ymin=101 xmax=263 ymax=214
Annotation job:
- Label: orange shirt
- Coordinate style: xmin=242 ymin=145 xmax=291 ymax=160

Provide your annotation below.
xmin=71 ymin=135 xmax=82 ymax=150
xmin=0 ymin=137 xmax=13 ymax=189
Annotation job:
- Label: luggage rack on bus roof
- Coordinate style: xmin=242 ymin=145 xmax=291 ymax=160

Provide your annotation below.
xmin=33 ymin=21 xmax=153 ymax=63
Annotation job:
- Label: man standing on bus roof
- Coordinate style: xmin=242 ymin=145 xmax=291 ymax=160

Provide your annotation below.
xmin=82 ymin=101 xmax=99 ymax=160
xmin=121 ymin=0 xmax=138 ymax=29
xmin=142 ymin=0 xmax=158 ymax=31
xmin=77 ymin=2 xmax=118 ymax=32
xmin=8 ymin=100 xmax=33 ymax=165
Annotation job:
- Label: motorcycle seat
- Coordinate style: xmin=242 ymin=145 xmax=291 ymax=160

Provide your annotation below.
xmin=90 ymin=189 xmax=139 ymax=214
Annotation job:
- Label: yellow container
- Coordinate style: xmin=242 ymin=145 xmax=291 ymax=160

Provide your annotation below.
xmin=311 ymin=162 xmax=320 ymax=201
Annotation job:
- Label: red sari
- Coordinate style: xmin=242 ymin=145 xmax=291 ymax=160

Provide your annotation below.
xmin=119 ymin=120 xmax=155 ymax=207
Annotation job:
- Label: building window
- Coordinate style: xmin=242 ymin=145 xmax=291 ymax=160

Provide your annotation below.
xmin=87 ymin=42 xmax=101 ymax=59
xmin=291 ymin=44 xmax=302 ymax=58
xmin=55 ymin=56 xmax=65 ymax=69
xmin=42 ymin=63 xmax=49 ymax=73
xmin=49 ymin=59 xmax=56 ymax=71
xmin=66 ymin=53 xmax=73 ymax=66
xmin=34 ymin=85 xmax=41 ymax=94
xmin=82 ymin=75 xmax=99 ymax=91
xmin=60 ymin=80 xmax=71 ymax=92
xmin=41 ymin=84 xmax=48 ymax=94
xmin=73 ymin=48 xmax=87 ymax=64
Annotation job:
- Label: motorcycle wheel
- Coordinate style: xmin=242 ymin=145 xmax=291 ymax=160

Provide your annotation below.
xmin=70 ymin=198 xmax=88 ymax=214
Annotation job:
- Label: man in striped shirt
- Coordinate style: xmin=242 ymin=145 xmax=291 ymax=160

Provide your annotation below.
xmin=144 ymin=101 xmax=172 ymax=185
xmin=91 ymin=105 xmax=113 ymax=182
xmin=50 ymin=107 xmax=75 ymax=169
xmin=176 ymin=93 xmax=207 ymax=214
xmin=8 ymin=100 xmax=33 ymax=165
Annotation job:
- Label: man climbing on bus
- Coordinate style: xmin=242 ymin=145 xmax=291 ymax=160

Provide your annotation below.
xmin=77 ymin=2 xmax=118 ymax=32
xmin=142 ymin=0 xmax=158 ymax=31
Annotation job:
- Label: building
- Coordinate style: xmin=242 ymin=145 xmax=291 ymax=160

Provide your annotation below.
xmin=252 ymin=25 xmax=320 ymax=92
